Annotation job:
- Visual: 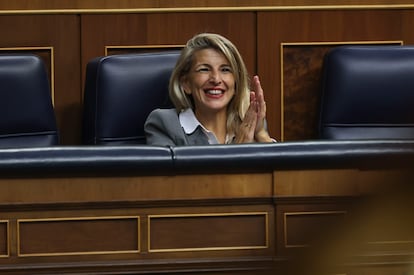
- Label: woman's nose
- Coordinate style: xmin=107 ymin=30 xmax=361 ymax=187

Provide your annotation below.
xmin=209 ymin=70 xmax=222 ymax=84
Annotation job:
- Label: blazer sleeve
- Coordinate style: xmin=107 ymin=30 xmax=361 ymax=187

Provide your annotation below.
xmin=144 ymin=108 xmax=186 ymax=146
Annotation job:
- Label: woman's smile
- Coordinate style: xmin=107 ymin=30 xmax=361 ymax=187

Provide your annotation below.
xmin=182 ymin=48 xmax=235 ymax=113
xmin=204 ymin=88 xmax=224 ymax=97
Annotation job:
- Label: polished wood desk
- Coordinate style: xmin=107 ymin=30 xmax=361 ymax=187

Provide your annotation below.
xmin=0 ymin=141 xmax=413 ymax=274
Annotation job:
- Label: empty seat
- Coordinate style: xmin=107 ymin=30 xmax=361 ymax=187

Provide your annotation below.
xmin=82 ymin=51 xmax=180 ymax=145
xmin=0 ymin=54 xmax=58 ymax=148
xmin=318 ymin=45 xmax=414 ymax=139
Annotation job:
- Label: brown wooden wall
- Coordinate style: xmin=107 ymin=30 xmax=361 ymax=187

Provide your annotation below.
xmin=0 ymin=165 xmax=413 ymax=274
xmin=2 ymin=0 xmax=414 ymax=9
xmin=1 ymin=4 xmax=414 ymax=144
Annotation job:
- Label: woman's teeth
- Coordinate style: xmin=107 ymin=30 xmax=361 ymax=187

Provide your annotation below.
xmin=206 ymin=89 xmax=223 ymax=95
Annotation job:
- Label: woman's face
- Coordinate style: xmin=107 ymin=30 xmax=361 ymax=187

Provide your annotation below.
xmin=182 ymin=48 xmax=235 ymax=115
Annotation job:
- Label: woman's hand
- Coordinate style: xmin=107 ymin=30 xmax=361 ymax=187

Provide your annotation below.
xmin=252 ymin=75 xmax=273 ymax=142
xmin=236 ymin=75 xmax=273 ymax=143
xmin=243 ymin=75 xmax=273 ymax=142
xmin=252 ymin=76 xmax=266 ymax=133
xmin=234 ymin=91 xmax=257 ymax=143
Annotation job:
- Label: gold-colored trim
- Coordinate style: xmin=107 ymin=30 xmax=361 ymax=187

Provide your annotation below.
xmin=280 ymin=40 xmax=403 ymax=141
xmin=0 ymin=220 xmax=9 ymax=258
xmin=0 ymin=46 xmax=55 ymax=106
xmin=283 ymin=211 xmax=346 ymax=248
xmin=148 ymin=212 xmax=269 ymax=253
xmin=280 ymin=40 xmax=404 ymax=47
xmin=280 ymin=44 xmax=285 ymax=141
xmin=367 ymin=240 xmax=414 ymax=245
xmin=2 ymin=5 xmax=414 ymax=15
xmin=51 ymin=47 xmax=55 ymax=106
xmin=104 ymin=44 xmax=185 ymax=56
xmin=17 ymin=216 xmax=140 ymax=257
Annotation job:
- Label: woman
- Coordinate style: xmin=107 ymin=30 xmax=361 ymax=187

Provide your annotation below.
xmin=144 ymin=33 xmax=274 ymax=146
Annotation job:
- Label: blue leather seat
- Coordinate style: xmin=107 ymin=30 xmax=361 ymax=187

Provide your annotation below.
xmin=0 ymin=54 xmax=58 ymax=148
xmin=318 ymin=45 xmax=414 ymax=139
xmin=82 ymin=51 xmax=180 ymax=145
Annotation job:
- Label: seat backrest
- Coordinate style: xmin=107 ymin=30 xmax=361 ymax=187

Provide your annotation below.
xmin=82 ymin=51 xmax=180 ymax=145
xmin=318 ymin=45 xmax=414 ymax=139
xmin=0 ymin=54 xmax=59 ymax=148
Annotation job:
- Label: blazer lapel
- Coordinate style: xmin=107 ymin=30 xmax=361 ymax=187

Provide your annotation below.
xmin=186 ymin=127 xmax=210 ymax=145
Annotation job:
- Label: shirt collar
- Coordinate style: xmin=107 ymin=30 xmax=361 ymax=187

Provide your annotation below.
xmin=179 ymin=108 xmax=235 ymax=144
xmin=179 ymin=108 xmax=202 ymax=134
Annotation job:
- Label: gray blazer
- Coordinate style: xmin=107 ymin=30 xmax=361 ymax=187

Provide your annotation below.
xmin=144 ymin=108 xmax=209 ymax=146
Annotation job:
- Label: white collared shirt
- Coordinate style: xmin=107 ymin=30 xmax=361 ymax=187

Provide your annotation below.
xmin=179 ymin=108 xmax=234 ymax=144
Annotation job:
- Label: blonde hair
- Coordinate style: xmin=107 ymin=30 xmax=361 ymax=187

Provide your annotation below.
xmin=169 ymin=33 xmax=250 ymax=137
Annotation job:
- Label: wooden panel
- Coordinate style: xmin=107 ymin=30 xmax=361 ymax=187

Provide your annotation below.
xmin=148 ymin=213 xmax=268 ymax=252
xmin=349 ymin=187 xmax=414 ymax=254
xmin=0 ymin=221 xmax=8 ymax=257
xmin=273 ymin=169 xmax=409 ymax=197
xmin=0 ymin=168 xmax=412 ymax=274
xmin=275 ymin=185 xmax=414 ymax=275
xmin=257 ymin=9 xmax=414 ymax=141
xmin=1 ymin=9 xmax=413 ymax=145
xmin=105 ymin=45 xmax=184 ymax=56
xmin=0 ymin=15 xmax=81 ymax=145
xmin=0 ymin=173 xmax=272 ymax=204
xmin=0 ymin=202 xmax=276 ymax=273
xmin=284 ymin=211 xmax=346 ymax=247
xmin=80 ymin=12 xmax=256 ymax=98
xmin=2 ymin=0 xmax=414 ymax=10
xmin=344 ymin=265 xmax=414 ymax=275
xmin=275 ymin=203 xmax=350 ymax=254
xmin=0 ymin=8 xmax=413 ymax=146
xmin=18 ymin=217 xmax=139 ymax=256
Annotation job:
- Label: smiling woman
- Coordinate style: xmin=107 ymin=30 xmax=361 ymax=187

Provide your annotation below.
xmin=144 ymin=33 xmax=274 ymax=146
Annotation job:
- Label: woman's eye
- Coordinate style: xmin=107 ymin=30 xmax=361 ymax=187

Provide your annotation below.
xmin=196 ymin=67 xmax=209 ymax=72
xmin=221 ymin=67 xmax=232 ymax=73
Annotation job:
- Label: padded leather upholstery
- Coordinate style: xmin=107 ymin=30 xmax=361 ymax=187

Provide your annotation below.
xmin=0 ymin=54 xmax=58 ymax=148
xmin=319 ymin=45 xmax=414 ymax=139
xmin=0 ymin=146 xmax=173 ymax=175
xmin=171 ymin=140 xmax=414 ymax=172
xmin=0 ymin=140 xmax=413 ymax=176
xmin=82 ymin=51 xmax=180 ymax=145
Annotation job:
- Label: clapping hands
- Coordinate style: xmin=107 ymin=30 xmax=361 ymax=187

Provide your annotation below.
xmin=235 ymin=75 xmax=273 ymax=143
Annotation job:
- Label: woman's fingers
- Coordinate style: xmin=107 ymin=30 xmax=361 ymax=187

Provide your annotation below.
xmin=237 ymin=75 xmax=269 ymax=143
xmin=236 ymin=98 xmax=257 ymax=143
xmin=253 ymin=76 xmax=266 ymax=116
xmin=244 ymin=100 xmax=257 ymax=130
xmin=250 ymin=76 xmax=266 ymax=133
